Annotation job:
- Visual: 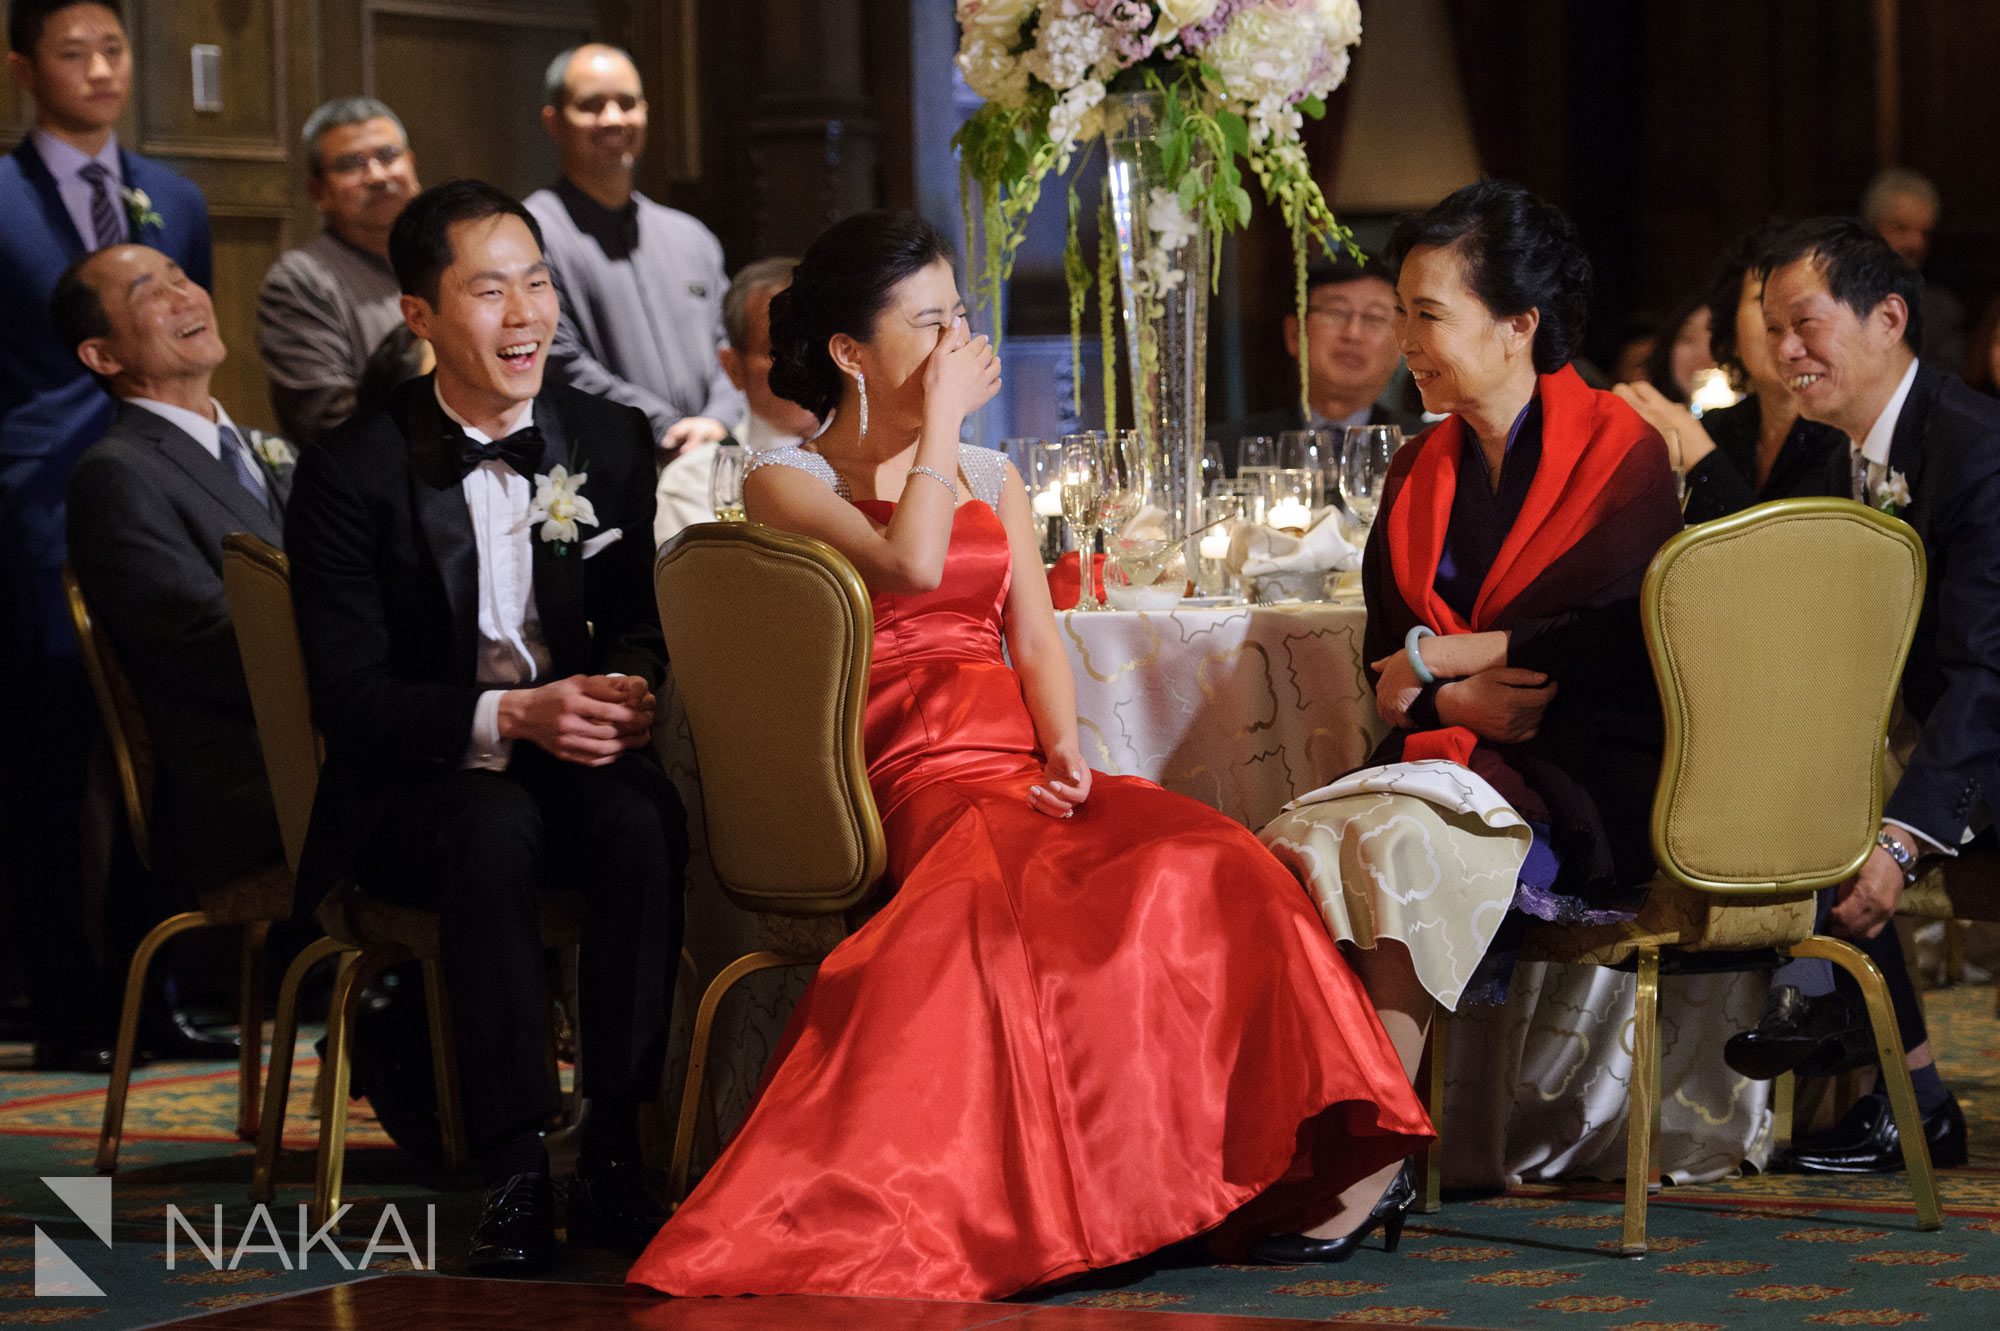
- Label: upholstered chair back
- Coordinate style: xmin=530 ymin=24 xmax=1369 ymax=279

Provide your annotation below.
xmin=656 ymin=523 xmax=886 ymax=915
xmin=221 ymin=533 xmax=323 ymax=878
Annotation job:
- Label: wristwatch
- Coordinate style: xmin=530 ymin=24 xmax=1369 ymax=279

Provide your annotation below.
xmin=1875 ymin=829 xmax=1919 ymax=886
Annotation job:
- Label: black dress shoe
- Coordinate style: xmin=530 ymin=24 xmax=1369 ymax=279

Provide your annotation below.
xmin=1247 ymin=1162 xmax=1416 ymax=1264
xmin=140 ymin=1008 xmax=242 ymax=1062
xmin=31 ymin=1042 xmax=126 ymax=1074
xmin=466 ymin=1173 xmax=561 ymax=1275
xmin=1723 ymin=986 xmax=1866 ymax=1081
xmin=565 ymin=1161 xmax=669 ymax=1255
xmin=1775 ymin=1091 xmax=1968 ymax=1174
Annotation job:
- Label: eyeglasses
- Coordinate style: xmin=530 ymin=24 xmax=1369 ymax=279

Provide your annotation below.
xmin=323 ymin=143 xmax=407 ymax=178
xmin=1306 ymin=304 xmax=1394 ymax=333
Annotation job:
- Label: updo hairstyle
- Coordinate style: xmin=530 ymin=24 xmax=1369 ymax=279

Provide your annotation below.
xmin=768 ymin=210 xmax=956 ymax=418
xmin=1386 ymin=180 xmax=1593 ymax=374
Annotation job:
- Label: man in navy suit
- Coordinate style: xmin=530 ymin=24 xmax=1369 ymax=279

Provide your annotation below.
xmin=1 ymin=1 xmax=211 ymax=1070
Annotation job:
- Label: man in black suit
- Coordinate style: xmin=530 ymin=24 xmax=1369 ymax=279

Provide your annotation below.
xmin=60 ymin=244 xmax=286 ymax=969
xmin=1725 ymin=218 xmax=2000 ymax=1172
xmin=1207 ymin=253 xmax=1423 ymax=474
xmin=285 ymin=180 xmax=685 ymax=1272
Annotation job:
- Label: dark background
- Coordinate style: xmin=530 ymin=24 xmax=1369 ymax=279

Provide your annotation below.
xmin=9 ymin=0 xmax=1987 ymax=431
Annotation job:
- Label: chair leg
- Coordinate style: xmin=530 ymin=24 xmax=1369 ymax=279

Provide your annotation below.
xmin=252 ymin=936 xmax=350 ymax=1203
xmin=97 ymin=911 xmax=211 ymax=1174
xmin=1417 ymin=1017 xmax=1445 ymax=1215
xmin=1772 ymin=1071 xmax=1796 ymax=1155
xmin=419 ymin=959 xmax=470 ymax=1174
xmin=1620 ymin=945 xmax=1662 ymax=1256
xmin=235 ymin=923 xmax=272 ymax=1142
xmin=1791 ymin=935 xmax=1944 ymax=1230
xmin=312 ymin=950 xmax=375 ymax=1232
xmin=670 ymin=952 xmax=809 ymax=1203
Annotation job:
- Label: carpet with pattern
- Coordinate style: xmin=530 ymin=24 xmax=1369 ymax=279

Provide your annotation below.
xmin=0 ymin=986 xmax=1989 ymax=1329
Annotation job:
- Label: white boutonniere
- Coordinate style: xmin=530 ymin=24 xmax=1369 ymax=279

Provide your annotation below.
xmin=1872 ymin=468 xmax=1912 ymax=516
xmin=250 ymin=432 xmax=296 ymax=472
xmin=527 ymin=465 xmax=598 ymax=554
xmin=120 ymin=186 xmax=163 ymax=234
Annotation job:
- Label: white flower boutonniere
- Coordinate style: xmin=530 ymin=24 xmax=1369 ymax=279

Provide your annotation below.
xmin=250 ymin=433 xmax=296 ymax=472
xmin=527 ymin=465 xmax=598 ymax=554
xmin=121 ymin=186 xmax=163 ymax=234
xmin=1872 ymin=468 xmax=1912 ymax=516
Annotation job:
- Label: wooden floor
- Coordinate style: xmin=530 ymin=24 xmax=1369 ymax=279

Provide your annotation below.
xmin=159 ymin=1276 xmax=1496 ymax=1330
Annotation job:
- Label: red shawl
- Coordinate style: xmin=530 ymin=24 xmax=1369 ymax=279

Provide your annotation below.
xmin=1382 ymin=365 xmax=1678 ymax=766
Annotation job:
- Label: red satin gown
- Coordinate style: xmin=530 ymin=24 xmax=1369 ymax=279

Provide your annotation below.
xmin=630 ymin=499 xmax=1430 ymax=1302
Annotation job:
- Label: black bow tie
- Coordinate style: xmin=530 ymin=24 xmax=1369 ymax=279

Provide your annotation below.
xmin=451 ymin=424 xmax=544 ymax=480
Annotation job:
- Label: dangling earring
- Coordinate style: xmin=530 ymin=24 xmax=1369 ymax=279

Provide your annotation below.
xmin=853 ymin=369 xmax=869 ymax=439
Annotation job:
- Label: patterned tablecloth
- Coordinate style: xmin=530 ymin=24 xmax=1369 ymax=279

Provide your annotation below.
xmin=658 ymin=596 xmax=1771 ymax=1185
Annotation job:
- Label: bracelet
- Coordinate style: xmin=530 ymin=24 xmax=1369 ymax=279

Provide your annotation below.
xmin=907 ymin=465 xmax=959 ymax=503
xmin=1404 ymin=625 xmax=1437 ymax=685
xmin=1875 ymin=829 xmax=1919 ymax=886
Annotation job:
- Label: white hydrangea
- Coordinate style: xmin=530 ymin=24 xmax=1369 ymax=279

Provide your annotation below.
xmin=1203 ymin=0 xmax=1361 ymax=127
xmin=1024 ymin=12 xmax=1111 ymax=92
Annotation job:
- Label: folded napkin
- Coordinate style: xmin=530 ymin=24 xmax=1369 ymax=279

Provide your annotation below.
xmin=1047 ymin=551 xmax=1106 ymax=610
xmin=1225 ymin=510 xmax=1360 ymax=578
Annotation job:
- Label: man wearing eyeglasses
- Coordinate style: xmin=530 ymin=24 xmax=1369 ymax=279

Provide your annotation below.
xmin=256 ymin=97 xmax=423 ymax=448
xmin=1208 ymin=253 xmax=1422 ymax=476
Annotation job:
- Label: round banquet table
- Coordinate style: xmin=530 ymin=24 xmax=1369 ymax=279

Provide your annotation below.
xmin=654 ymin=595 xmax=1771 ymax=1187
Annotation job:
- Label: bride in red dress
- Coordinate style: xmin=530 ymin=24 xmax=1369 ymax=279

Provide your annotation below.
xmin=628 ymin=211 xmax=1430 ymax=1302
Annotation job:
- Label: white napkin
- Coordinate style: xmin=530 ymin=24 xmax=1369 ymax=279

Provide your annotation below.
xmin=1225 ymin=511 xmax=1360 ymax=578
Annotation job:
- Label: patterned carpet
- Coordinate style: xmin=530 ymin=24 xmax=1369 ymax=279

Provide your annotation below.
xmin=0 ymin=986 xmax=1990 ymax=1329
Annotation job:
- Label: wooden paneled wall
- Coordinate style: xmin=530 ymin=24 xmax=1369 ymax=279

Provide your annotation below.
xmin=6 ymin=0 xmax=910 ymax=435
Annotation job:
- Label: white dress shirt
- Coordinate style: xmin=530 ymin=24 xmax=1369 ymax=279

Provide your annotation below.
xmin=125 ymin=396 xmax=242 ymax=461
xmin=435 ymin=384 xmax=552 ymax=771
xmin=35 ymin=129 xmax=126 ymax=250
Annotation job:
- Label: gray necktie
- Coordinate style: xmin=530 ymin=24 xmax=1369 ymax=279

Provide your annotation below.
xmin=77 ymin=161 xmax=124 ymax=250
xmin=218 ymin=425 xmax=270 ymax=505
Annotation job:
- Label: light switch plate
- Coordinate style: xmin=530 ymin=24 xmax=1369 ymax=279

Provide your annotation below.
xmin=191 ymin=44 xmax=221 ymax=113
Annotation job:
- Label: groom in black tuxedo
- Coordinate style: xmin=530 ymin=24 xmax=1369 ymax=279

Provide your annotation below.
xmin=286 ymin=179 xmax=685 ymax=1273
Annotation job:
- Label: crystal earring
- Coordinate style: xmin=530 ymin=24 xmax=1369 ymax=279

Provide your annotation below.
xmin=853 ymin=370 xmax=869 ymax=439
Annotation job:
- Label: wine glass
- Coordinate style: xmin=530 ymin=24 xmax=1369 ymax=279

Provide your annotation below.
xmin=1104 ymin=452 xmax=1185 ymax=610
xmin=1277 ymin=429 xmax=1328 ymax=507
xmin=710 ymin=441 xmax=749 ymax=521
xmin=1339 ymin=424 xmax=1402 ymax=529
xmin=1238 ymin=434 xmax=1277 ymax=486
xmin=1058 ymin=433 xmax=1108 ymax=611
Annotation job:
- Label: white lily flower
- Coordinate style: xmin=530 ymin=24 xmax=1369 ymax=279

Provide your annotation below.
xmin=527 ymin=465 xmax=599 ymax=547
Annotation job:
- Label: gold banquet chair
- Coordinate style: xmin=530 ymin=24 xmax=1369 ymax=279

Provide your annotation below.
xmin=656 ymin=522 xmax=888 ymax=1201
xmin=63 ymin=566 xmax=291 ymax=1174
xmin=221 ymin=533 xmax=585 ymax=1229
xmin=1900 ymin=855 xmax=2000 ymax=1016
xmin=1424 ymin=499 xmax=1942 ymax=1254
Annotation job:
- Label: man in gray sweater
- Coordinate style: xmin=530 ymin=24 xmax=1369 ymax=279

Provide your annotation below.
xmin=526 ymin=44 xmax=742 ymax=461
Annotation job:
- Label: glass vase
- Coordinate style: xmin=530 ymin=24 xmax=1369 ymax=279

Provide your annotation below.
xmin=1105 ymin=90 xmax=1209 ymax=578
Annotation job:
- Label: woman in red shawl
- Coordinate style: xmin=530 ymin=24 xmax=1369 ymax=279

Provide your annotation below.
xmin=1256 ymin=182 xmax=1684 ymax=1263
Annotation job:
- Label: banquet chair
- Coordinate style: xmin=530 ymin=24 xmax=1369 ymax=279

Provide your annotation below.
xmin=655 ymin=522 xmax=888 ymax=1201
xmin=1900 ymin=856 xmax=2000 ymax=1016
xmin=221 ymin=534 xmax=584 ymax=1229
xmin=64 ymin=566 xmax=291 ymax=1175
xmin=1422 ymin=499 xmax=1940 ymax=1255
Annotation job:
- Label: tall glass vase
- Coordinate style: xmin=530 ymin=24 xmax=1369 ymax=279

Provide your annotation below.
xmin=1105 ymin=90 xmax=1209 ymax=567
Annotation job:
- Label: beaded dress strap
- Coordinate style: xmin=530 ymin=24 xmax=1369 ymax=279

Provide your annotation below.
xmin=956 ymin=444 xmax=1007 ymax=508
xmin=746 ymin=445 xmax=849 ymax=499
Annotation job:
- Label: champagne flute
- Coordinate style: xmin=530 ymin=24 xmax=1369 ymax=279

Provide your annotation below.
xmin=1339 ymin=424 xmax=1401 ymax=529
xmin=710 ymin=441 xmax=749 ymax=521
xmin=1059 ymin=434 xmax=1106 ymax=611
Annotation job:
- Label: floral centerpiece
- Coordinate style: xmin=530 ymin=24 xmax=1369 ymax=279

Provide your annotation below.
xmin=953 ymin=0 xmax=1364 ymax=428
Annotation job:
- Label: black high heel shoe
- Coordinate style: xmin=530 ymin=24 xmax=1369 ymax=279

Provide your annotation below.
xmin=1246 ymin=1161 xmax=1417 ymax=1264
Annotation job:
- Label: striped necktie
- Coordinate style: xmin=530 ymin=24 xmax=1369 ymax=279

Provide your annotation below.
xmin=77 ymin=162 xmax=124 ymax=250
xmin=218 ymin=425 xmax=270 ymax=505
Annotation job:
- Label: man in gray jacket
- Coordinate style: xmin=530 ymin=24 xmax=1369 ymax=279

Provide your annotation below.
xmin=526 ymin=44 xmax=742 ymax=460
